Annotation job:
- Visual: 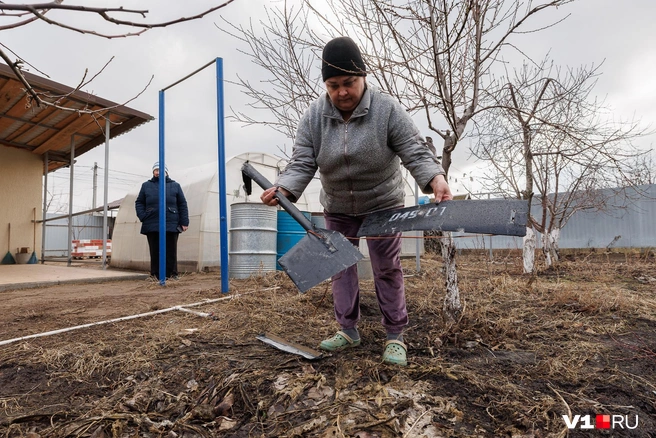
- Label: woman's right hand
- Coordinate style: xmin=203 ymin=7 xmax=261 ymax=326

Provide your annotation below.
xmin=261 ymin=186 xmax=291 ymax=206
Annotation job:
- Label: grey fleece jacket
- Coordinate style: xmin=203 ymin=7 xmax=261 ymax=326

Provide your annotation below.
xmin=276 ymin=86 xmax=445 ymax=216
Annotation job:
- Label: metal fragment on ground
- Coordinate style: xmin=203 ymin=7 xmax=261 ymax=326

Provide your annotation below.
xmin=256 ymin=333 xmax=323 ymax=360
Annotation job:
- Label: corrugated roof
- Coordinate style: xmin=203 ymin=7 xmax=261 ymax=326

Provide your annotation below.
xmin=0 ymin=63 xmax=153 ymax=173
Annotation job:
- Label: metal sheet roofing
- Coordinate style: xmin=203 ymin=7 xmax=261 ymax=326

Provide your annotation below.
xmin=0 ymin=63 xmax=153 ymax=173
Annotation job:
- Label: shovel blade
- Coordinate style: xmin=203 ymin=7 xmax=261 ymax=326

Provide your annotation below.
xmin=278 ymin=229 xmax=363 ymax=293
xmin=357 ymin=199 xmax=529 ymax=237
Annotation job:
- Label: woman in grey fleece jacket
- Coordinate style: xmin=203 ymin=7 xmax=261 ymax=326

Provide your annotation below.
xmin=260 ymin=37 xmax=452 ymax=366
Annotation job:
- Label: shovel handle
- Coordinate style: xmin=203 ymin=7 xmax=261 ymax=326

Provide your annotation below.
xmin=241 ymin=162 xmax=314 ymax=231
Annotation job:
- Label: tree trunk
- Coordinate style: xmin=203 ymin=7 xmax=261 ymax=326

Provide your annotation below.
xmin=523 ymin=226 xmax=536 ymax=274
xmin=441 ymin=233 xmax=462 ymax=326
xmin=543 ymin=228 xmax=560 ymax=267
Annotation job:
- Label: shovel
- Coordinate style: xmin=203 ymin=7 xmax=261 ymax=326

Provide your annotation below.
xmin=357 ymin=199 xmax=530 ymax=237
xmin=241 ymin=162 xmax=363 ymax=293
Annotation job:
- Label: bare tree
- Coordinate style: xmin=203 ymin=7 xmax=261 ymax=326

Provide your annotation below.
xmin=219 ymin=0 xmax=573 ymax=326
xmin=471 ymin=57 xmax=651 ymax=270
xmin=44 ymin=187 xmax=68 ymax=214
xmin=218 ymin=4 xmax=323 ymax=143
xmin=1 ymin=1 xmax=236 ymax=115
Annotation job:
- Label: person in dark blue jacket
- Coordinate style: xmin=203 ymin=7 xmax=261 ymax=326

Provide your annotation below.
xmin=135 ymin=162 xmax=189 ymax=280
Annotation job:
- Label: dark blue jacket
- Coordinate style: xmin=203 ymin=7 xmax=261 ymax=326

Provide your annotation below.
xmin=135 ymin=176 xmax=189 ymax=235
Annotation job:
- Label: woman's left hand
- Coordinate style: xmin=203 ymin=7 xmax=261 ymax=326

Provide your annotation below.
xmin=429 ymin=174 xmax=453 ymax=202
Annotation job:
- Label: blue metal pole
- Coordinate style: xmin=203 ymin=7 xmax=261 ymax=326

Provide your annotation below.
xmin=158 ymin=90 xmax=167 ymax=286
xmin=216 ymin=58 xmax=229 ymax=293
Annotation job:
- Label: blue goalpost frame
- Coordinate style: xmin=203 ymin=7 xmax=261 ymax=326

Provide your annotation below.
xmin=158 ymin=58 xmax=229 ymax=293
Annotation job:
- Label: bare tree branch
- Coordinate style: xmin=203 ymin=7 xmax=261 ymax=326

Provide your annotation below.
xmin=216 ymin=2 xmax=323 ymax=141
xmin=1 ymin=1 xmax=236 ymax=119
xmin=0 ymin=1 xmax=236 ymax=36
xmin=1 ymin=44 xmax=152 ymax=117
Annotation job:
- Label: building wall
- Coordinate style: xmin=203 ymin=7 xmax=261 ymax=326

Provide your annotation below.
xmin=0 ymin=147 xmax=42 ymax=259
xmin=453 ymin=184 xmax=656 ymax=252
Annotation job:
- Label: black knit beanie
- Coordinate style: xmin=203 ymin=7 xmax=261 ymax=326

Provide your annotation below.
xmin=321 ymin=37 xmax=367 ymax=82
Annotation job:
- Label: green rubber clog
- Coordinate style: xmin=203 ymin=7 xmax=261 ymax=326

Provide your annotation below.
xmin=382 ymin=340 xmax=407 ymax=366
xmin=319 ymin=331 xmax=361 ymax=351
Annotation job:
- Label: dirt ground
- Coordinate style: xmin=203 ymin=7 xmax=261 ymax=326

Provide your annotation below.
xmin=1 ymin=251 xmax=655 ymax=437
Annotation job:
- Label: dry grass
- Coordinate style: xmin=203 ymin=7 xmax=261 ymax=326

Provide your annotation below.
xmin=1 ymin=252 xmax=655 ymax=437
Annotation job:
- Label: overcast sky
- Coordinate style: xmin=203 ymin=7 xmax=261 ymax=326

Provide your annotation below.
xmin=2 ymin=0 xmax=655 ymax=211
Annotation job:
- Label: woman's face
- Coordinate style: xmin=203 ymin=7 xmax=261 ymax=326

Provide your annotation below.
xmin=325 ymin=75 xmax=366 ymax=114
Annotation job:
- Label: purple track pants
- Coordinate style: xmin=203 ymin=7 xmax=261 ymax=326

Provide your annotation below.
xmin=324 ymin=211 xmax=407 ymax=335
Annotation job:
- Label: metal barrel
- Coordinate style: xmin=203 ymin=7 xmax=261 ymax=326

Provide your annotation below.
xmin=276 ymin=210 xmax=311 ymax=270
xmin=229 ymin=202 xmax=277 ymax=279
xmin=310 ymin=212 xmax=325 ymax=229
